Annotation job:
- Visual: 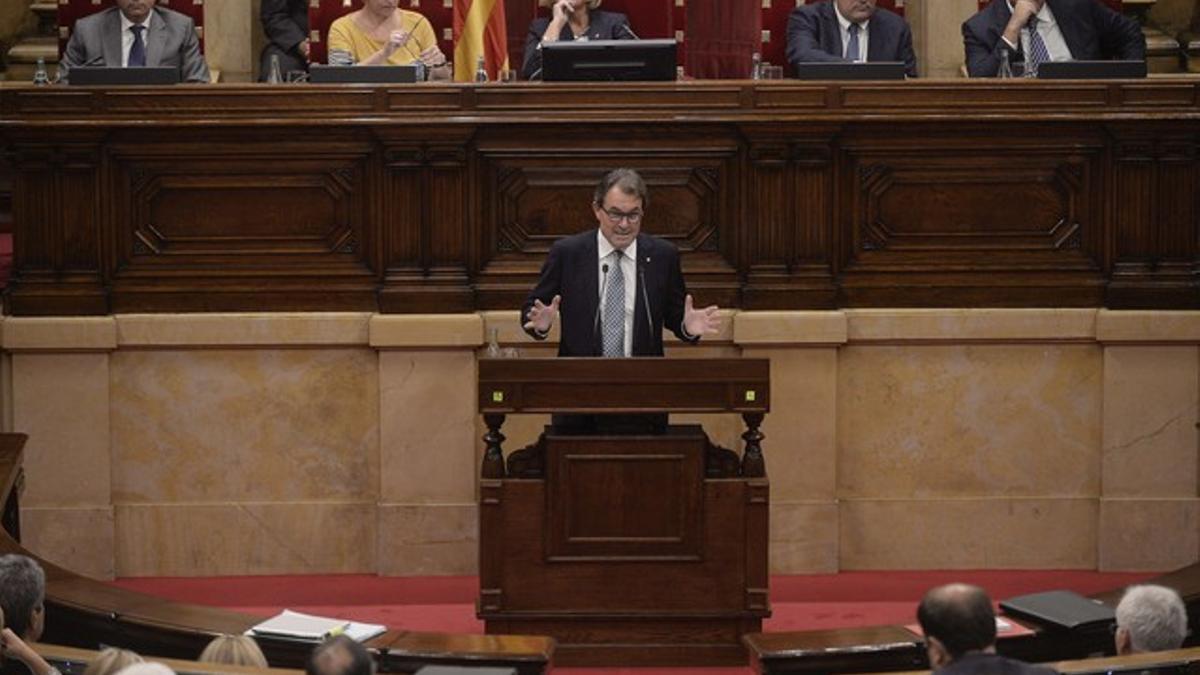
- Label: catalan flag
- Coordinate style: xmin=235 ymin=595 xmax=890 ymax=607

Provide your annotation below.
xmin=453 ymin=0 xmax=509 ymax=82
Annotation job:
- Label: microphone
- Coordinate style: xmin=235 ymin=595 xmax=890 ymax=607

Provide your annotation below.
xmin=593 ymin=263 xmax=610 ymax=353
xmin=620 ymin=23 xmax=640 ymax=40
xmin=638 ymin=266 xmax=653 ymax=346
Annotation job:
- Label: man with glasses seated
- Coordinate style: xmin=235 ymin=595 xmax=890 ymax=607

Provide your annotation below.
xmin=521 ymin=168 xmax=721 ymax=434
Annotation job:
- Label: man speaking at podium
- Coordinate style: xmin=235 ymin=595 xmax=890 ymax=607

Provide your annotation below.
xmin=521 ymin=168 xmax=721 ymax=433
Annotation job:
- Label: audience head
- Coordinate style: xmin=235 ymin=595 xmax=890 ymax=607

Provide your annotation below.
xmin=0 ymin=554 xmax=46 ymax=641
xmin=115 ymin=0 xmax=156 ymax=23
xmin=1115 ymin=584 xmax=1188 ymax=655
xmin=113 ymin=664 xmax=175 ymax=675
xmin=592 ymin=168 xmax=648 ymax=251
xmin=836 ymin=0 xmax=877 ymax=23
xmin=917 ymin=583 xmax=997 ymax=668
xmin=83 ymin=648 xmax=144 ymax=675
xmin=306 ymin=635 xmax=374 ymax=675
xmin=199 ymin=634 xmax=269 ymax=668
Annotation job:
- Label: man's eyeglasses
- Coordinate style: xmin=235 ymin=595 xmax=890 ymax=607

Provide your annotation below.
xmin=603 ymin=209 xmax=643 ymax=224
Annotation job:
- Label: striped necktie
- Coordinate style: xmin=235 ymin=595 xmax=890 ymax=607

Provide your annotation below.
xmin=1025 ymin=15 xmax=1050 ymax=77
xmin=129 ymin=25 xmax=147 ymax=67
xmin=601 ymin=251 xmax=625 ymax=357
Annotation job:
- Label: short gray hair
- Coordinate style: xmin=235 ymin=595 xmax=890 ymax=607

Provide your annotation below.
xmin=0 ymin=554 xmax=45 ymax=638
xmin=593 ymin=168 xmax=648 ymax=209
xmin=1116 ymin=584 xmax=1188 ymax=653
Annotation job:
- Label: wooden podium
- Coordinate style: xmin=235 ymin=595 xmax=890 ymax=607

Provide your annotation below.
xmin=477 ymin=357 xmax=771 ymax=666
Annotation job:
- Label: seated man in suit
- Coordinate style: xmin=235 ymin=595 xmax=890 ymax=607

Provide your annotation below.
xmin=59 ymin=0 xmax=210 ymax=84
xmin=918 ymin=583 xmax=1058 ymax=675
xmin=964 ymin=0 xmax=1145 ymax=77
xmin=1114 ymin=584 xmax=1188 ymax=656
xmin=522 ymin=168 xmax=721 ymax=433
xmin=259 ymin=0 xmax=308 ymax=80
xmin=786 ymin=0 xmax=918 ymax=78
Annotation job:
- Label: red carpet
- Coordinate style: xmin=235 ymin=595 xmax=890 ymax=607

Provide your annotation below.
xmin=112 ymin=570 xmax=1158 ymax=675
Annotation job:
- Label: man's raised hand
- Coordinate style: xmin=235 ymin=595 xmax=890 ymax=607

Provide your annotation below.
xmin=524 ymin=295 xmax=562 ymax=334
xmin=682 ymin=294 xmax=721 ymax=337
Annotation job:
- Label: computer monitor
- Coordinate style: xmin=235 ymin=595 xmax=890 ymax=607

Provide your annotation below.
xmin=68 ymin=66 xmax=180 ymax=85
xmin=541 ymin=39 xmax=677 ymax=82
xmin=1037 ymin=60 xmax=1147 ymax=79
xmin=308 ymin=64 xmax=422 ymax=84
xmin=793 ymin=62 xmax=907 ymax=81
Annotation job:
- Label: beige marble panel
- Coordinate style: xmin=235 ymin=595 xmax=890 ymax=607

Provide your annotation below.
xmin=840 ymin=498 xmax=1098 ymax=569
xmin=203 ymin=0 xmax=254 ymax=82
xmin=1097 ymin=310 xmax=1200 ymax=343
xmin=115 ymin=502 xmax=376 ymax=576
xmin=116 ymin=313 xmax=370 ymax=347
xmin=735 ymin=311 xmax=847 ymax=346
xmin=12 ymin=353 xmax=111 ymax=506
xmin=110 ymin=349 xmax=378 ymax=503
xmin=1099 ymin=498 xmax=1200 ymax=571
xmin=378 ymin=503 xmax=477 ymax=575
xmin=3 ymin=317 xmax=116 ymax=352
xmin=838 ymin=344 xmax=1102 ymax=498
xmin=742 ymin=348 xmax=837 ymax=502
xmin=22 ymin=506 xmax=115 ymax=580
xmin=1102 ymin=346 xmax=1199 ymax=498
xmin=846 ymin=309 xmax=1097 ymax=344
xmin=905 ymin=0 xmax=982 ymax=78
xmin=371 ymin=315 xmax=483 ymax=349
xmin=380 ymin=351 xmax=477 ymax=503
xmin=771 ymin=501 xmax=838 ymax=574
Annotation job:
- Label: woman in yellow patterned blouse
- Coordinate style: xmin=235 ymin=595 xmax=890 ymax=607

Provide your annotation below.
xmin=327 ymin=0 xmax=451 ymax=80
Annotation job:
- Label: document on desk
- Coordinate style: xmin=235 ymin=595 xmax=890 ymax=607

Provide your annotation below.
xmin=249 ymin=609 xmax=386 ymax=642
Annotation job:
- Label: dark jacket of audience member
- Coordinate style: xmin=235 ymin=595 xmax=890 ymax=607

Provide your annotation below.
xmin=785 ymin=1 xmax=918 ymax=78
xmin=522 ymin=9 xmax=633 ymax=80
xmin=963 ymin=0 xmax=1145 ymax=77
xmin=917 ymin=583 xmax=1058 ymax=675
xmin=260 ymin=0 xmax=309 ymax=79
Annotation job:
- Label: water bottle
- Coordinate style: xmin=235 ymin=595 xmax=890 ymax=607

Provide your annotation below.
xmin=997 ymin=47 xmax=1014 ymax=79
xmin=32 ymin=57 xmax=50 ymax=86
xmin=267 ymin=53 xmax=283 ymax=84
xmin=486 ymin=328 xmax=501 ymax=358
xmin=413 ymin=60 xmax=426 ymax=82
xmin=474 ymin=55 xmax=488 ymax=83
xmin=750 ymin=52 xmax=762 ymax=80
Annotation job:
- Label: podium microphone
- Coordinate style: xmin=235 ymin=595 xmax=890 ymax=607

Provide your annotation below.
xmin=638 ymin=267 xmax=652 ymax=343
xmin=593 ymin=263 xmax=610 ymax=352
xmin=621 ymin=23 xmax=640 ymax=40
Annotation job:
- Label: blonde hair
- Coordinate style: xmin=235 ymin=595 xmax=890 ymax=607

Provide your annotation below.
xmin=198 ymin=635 xmax=269 ymax=668
xmin=84 ymin=648 xmax=143 ymax=675
xmin=538 ymin=0 xmax=601 ymax=8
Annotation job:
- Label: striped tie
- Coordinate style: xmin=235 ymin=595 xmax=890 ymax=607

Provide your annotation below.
xmin=601 ymin=251 xmax=625 ymax=357
xmin=1025 ymin=15 xmax=1050 ymax=77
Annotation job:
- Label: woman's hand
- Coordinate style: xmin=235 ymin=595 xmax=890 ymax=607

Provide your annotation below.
xmin=0 ymin=629 xmax=56 ymax=675
xmin=383 ymin=29 xmax=412 ymax=56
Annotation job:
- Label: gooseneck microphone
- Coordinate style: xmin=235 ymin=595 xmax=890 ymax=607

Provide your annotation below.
xmin=621 ymin=23 xmax=640 ymax=40
xmin=638 ymin=267 xmax=653 ymax=346
xmin=593 ymin=263 xmax=610 ymax=353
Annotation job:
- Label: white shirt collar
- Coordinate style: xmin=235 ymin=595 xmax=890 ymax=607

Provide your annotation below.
xmin=597 ymin=229 xmax=637 ymax=263
xmin=833 ymin=2 xmax=870 ymax=33
xmin=120 ymin=9 xmax=153 ymax=35
xmin=1005 ymin=0 xmax=1057 ymax=26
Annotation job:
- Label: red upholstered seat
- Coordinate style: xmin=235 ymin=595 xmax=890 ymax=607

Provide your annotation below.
xmin=57 ymin=0 xmax=206 ymax=57
xmin=760 ymin=0 xmax=905 ymax=75
xmin=308 ymin=0 xmax=455 ymax=65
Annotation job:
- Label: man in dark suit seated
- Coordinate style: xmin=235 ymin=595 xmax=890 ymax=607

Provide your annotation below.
xmin=58 ymin=0 xmax=210 ymax=84
xmin=963 ymin=0 xmax=1146 ymax=78
xmin=259 ymin=0 xmax=308 ymax=81
xmin=521 ymin=168 xmax=721 ymax=434
xmin=918 ymin=583 xmax=1058 ymax=675
xmin=786 ymin=0 xmax=918 ymax=78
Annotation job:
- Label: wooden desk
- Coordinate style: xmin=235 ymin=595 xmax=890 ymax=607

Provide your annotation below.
xmin=1 ymin=80 xmax=1197 ymax=316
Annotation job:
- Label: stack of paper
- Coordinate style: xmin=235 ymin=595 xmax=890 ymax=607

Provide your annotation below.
xmin=249 ymin=609 xmax=387 ymax=642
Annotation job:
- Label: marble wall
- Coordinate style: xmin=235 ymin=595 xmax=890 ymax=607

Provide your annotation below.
xmin=2 ymin=309 xmax=1197 ymax=579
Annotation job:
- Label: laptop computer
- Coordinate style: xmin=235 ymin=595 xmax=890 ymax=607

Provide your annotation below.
xmin=1037 ymin=60 xmax=1147 ymax=79
xmin=999 ymin=590 xmax=1116 ymax=631
xmin=541 ymin=39 xmax=677 ymax=82
xmin=308 ymin=64 xmax=421 ymax=84
xmin=793 ymin=62 xmax=907 ymax=81
xmin=68 ymin=66 xmax=180 ymax=85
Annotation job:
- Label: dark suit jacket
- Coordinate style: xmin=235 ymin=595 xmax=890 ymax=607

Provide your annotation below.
xmin=259 ymin=0 xmax=308 ymax=79
xmin=963 ymin=0 xmax=1145 ymax=78
xmin=785 ymin=1 xmax=917 ymax=78
xmin=937 ymin=652 xmax=1059 ymax=675
xmin=59 ymin=6 xmax=210 ymax=84
xmin=522 ymin=230 xmax=693 ymax=357
xmin=521 ymin=10 xmax=633 ymax=80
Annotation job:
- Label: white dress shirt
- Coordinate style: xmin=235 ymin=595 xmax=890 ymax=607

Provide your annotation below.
xmin=833 ymin=2 xmax=870 ymax=62
xmin=120 ymin=10 xmax=154 ymax=67
xmin=1002 ymin=1 xmax=1074 ymax=63
xmin=596 ymin=230 xmax=637 ymax=357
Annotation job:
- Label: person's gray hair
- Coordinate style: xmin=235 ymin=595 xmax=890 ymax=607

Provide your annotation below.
xmin=1116 ymin=584 xmax=1188 ymax=653
xmin=0 ymin=554 xmax=45 ymax=638
xmin=593 ymin=168 xmax=648 ymax=209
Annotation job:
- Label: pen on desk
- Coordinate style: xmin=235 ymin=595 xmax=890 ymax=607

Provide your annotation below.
xmin=324 ymin=624 xmax=348 ymax=639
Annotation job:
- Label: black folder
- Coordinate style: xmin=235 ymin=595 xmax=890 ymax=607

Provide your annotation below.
xmin=999 ymin=590 xmax=1115 ymax=630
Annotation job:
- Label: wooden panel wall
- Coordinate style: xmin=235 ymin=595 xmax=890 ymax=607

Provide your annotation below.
xmin=0 ymin=81 xmax=1197 ymax=315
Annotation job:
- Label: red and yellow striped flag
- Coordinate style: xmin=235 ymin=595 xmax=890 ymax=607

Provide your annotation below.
xmin=453 ymin=0 xmax=509 ymax=82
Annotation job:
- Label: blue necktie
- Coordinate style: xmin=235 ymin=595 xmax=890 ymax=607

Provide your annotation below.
xmin=845 ymin=23 xmax=861 ymax=63
xmin=1025 ymin=15 xmax=1050 ymax=77
xmin=129 ymin=25 xmax=146 ymax=67
xmin=601 ymin=251 xmax=625 ymax=357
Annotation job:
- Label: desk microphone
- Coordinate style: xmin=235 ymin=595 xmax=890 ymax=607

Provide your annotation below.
xmin=593 ymin=263 xmax=610 ymax=353
xmin=638 ymin=267 xmax=653 ymax=345
xmin=621 ymin=23 xmax=640 ymax=40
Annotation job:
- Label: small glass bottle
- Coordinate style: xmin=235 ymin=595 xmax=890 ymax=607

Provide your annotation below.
xmin=32 ymin=57 xmax=50 ymax=86
xmin=474 ymin=55 xmax=488 ymax=83
xmin=486 ymin=328 xmax=502 ymax=358
xmin=267 ymin=53 xmax=283 ymax=84
xmin=750 ymin=52 xmax=762 ymax=80
xmin=997 ymin=47 xmax=1014 ymax=79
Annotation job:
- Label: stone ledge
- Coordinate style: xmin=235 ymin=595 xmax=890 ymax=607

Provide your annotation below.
xmin=2 ymin=317 xmax=117 ymax=351
xmin=734 ymin=311 xmax=848 ymax=346
xmin=116 ymin=313 xmax=371 ymax=347
xmin=1097 ymin=310 xmax=1200 ymax=344
xmin=369 ymin=314 xmax=484 ymax=348
xmin=846 ymin=308 xmax=1098 ymax=343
